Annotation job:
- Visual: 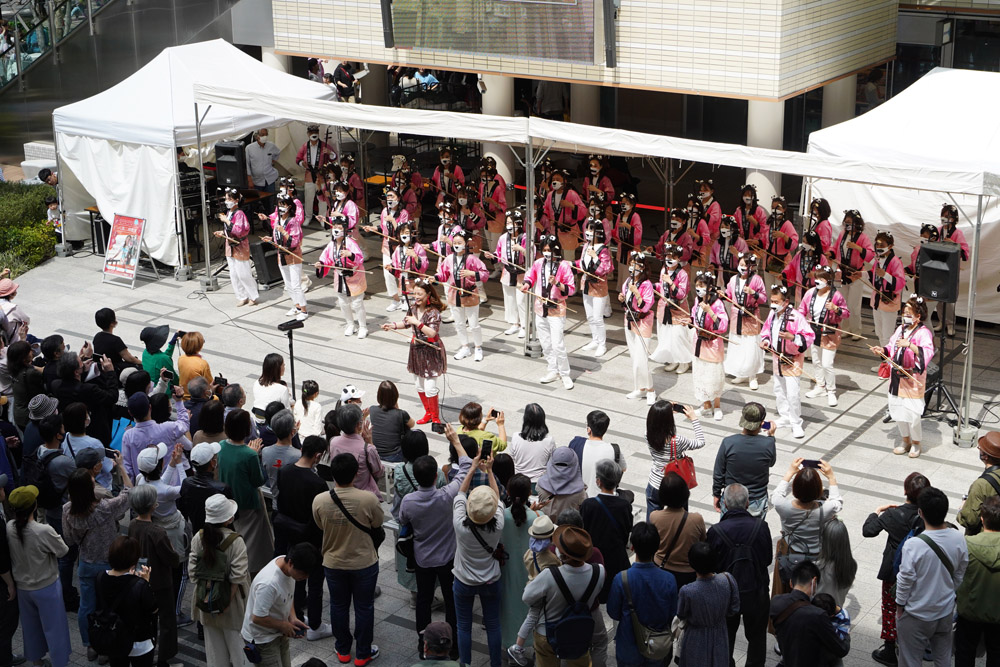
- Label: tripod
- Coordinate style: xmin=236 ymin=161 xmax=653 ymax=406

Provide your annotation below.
xmin=923 ymin=317 xmax=961 ymax=421
xmin=277 ymin=319 xmax=304 ymax=398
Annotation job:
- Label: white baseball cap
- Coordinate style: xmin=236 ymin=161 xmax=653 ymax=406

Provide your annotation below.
xmin=191 ymin=441 xmax=221 ymax=466
xmin=136 ymin=443 xmax=169 ymax=473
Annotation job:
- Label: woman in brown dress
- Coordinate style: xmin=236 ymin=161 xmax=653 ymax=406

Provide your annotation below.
xmin=382 ymin=279 xmax=448 ymax=424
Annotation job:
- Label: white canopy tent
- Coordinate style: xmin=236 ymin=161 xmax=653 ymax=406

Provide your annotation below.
xmin=52 ymin=40 xmax=335 ymax=267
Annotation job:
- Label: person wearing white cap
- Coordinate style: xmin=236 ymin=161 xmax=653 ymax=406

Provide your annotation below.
xmin=189 ymin=494 xmax=249 ymax=667
xmin=339 ymin=384 xmax=364 ymax=405
xmin=178 ymin=441 xmax=233 ymax=534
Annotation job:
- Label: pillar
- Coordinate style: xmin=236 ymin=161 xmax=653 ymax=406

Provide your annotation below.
xmin=361 ymin=64 xmax=389 ymax=148
xmin=261 ymin=47 xmax=290 ymax=73
xmin=481 ymin=74 xmax=515 ymax=191
xmin=821 ymin=74 xmax=857 ymax=128
xmin=570 ymin=82 xmax=601 ymax=126
xmin=745 ymin=100 xmax=785 ymax=201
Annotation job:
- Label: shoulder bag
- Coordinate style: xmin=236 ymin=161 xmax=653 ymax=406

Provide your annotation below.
xmin=622 ymin=570 xmax=673 ymax=660
xmin=777 ymin=506 xmax=824 ymax=585
xmin=469 ymin=524 xmax=508 ymax=567
xmin=329 ymin=489 xmax=385 ymax=550
xmin=662 ymin=437 xmax=697 ymax=489
xmin=659 ymin=511 xmax=688 ymax=571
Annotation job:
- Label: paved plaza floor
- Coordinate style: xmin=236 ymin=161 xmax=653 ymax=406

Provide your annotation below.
xmin=15 ymin=225 xmax=1000 ymax=666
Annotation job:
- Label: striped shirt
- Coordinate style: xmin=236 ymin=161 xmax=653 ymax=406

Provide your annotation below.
xmin=646 ymin=420 xmax=706 ymax=490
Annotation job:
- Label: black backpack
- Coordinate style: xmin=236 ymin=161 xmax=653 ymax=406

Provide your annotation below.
xmin=544 ymin=565 xmax=601 ymax=660
xmin=19 ymin=450 xmax=63 ymax=509
xmin=88 ymin=577 xmax=142 ymax=657
xmin=714 ymin=519 xmax=764 ymax=595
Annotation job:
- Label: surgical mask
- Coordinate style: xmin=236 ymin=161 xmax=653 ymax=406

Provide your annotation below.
xmin=687 ymin=207 xmax=698 ymax=217
xmin=631 ymin=266 xmax=640 ymax=274
xmin=551 ymin=181 xmax=563 ymax=190
xmin=400 ymin=234 xmax=411 ymax=243
xmin=623 ymin=203 xmax=632 ymax=211
xmin=458 ymin=198 xmax=467 ymax=206
xmin=737 ymin=265 xmax=748 ymax=275
xmin=542 ymin=251 xmax=552 ymax=259
xmin=696 ymin=287 xmax=707 ymax=297
xmin=257 ymin=135 xmax=267 ymax=144
xmin=670 ymin=220 xmax=682 ymax=229
xmin=770 ymin=302 xmax=781 ymax=311
xmin=341 ymin=164 xmax=351 ymax=172
xmin=335 ymin=192 xmax=346 ymax=200
xmin=942 ymin=217 xmax=953 ymax=225
xmin=441 ymin=158 xmax=451 ymax=165
xmin=721 ymin=231 xmax=731 ymax=239
xmin=801 ymin=243 xmax=813 ymax=251
xmin=589 ymin=206 xmax=600 ymax=216
xmin=387 ymin=199 xmax=398 ymax=208
xmin=278 ymin=188 xmax=287 ymax=196
xmin=331 ymin=229 xmax=343 ymax=239
xmin=278 ymin=206 xmax=289 ymax=214
xmin=920 ymin=237 xmax=929 ymax=244
xmin=815 ymin=279 xmax=827 ymax=289
xmin=452 ymin=244 xmax=465 ymax=254
xmin=225 ymin=200 xmax=237 ymax=209
xmin=742 ymin=196 xmax=753 ymax=204
xmin=699 ymin=192 xmax=711 ymax=201
xmin=902 ymin=315 xmax=914 ymax=326
xmin=666 ymin=259 xmax=679 ymax=267
xmin=772 ymin=209 xmax=784 ymax=218
xmin=506 ymin=224 xmax=514 ymax=233
xmin=584 ymin=231 xmax=594 ymax=242
xmin=876 ymin=247 xmax=888 ymax=256
xmin=309 ymin=134 xmax=319 ymax=141
xmin=844 ymin=224 xmax=853 ymax=232
xmin=590 ymin=167 xmax=599 ymax=175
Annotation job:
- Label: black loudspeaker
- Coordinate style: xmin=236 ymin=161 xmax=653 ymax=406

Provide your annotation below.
xmin=215 ymin=141 xmax=246 ymax=187
xmin=379 ymin=0 xmax=395 ymax=48
xmin=249 ymin=241 xmax=283 ymax=287
xmin=916 ymin=241 xmax=961 ymax=304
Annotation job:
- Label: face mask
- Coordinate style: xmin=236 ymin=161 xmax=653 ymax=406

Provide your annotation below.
xmin=844 ymin=224 xmax=853 ymax=232
xmin=589 ymin=207 xmax=600 ymax=216
xmin=666 ymin=259 xmax=679 ymax=267
xmin=279 ymin=206 xmax=289 ymax=214
xmin=387 ymin=199 xmax=398 ymax=208
xmin=670 ymin=220 xmax=682 ymax=229
xmin=441 ymin=158 xmax=451 ymax=165
xmin=331 ymin=229 xmax=343 ymax=239
xmin=742 ymin=196 xmax=753 ymax=204
xmin=696 ymin=287 xmax=707 ymax=297
xmin=770 ymin=302 xmax=781 ymax=310
xmin=941 ymin=217 xmax=950 ymax=225
xmin=815 ymin=279 xmax=827 ymax=289
xmin=699 ymin=191 xmax=710 ymax=201
xmin=630 ymin=266 xmax=640 ymax=275
xmin=920 ymin=237 xmax=929 ymax=244
xmin=876 ymin=247 xmax=888 ymax=256
xmin=801 ymin=243 xmax=813 ymax=251
xmin=584 ymin=232 xmax=594 ymax=242
xmin=590 ymin=167 xmax=599 ymax=174
xmin=458 ymin=198 xmax=468 ymax=206
xmin=453 ymin=244 xmax=465 ymax=254
xmin=225 ymin=200 xmax=237 ymax=209
xmin=721 ymin=231 xmax=731 ymax=239
xmin=772 ymin=209 xmax=784 ymax=218
xmin=278 ymin=188 xmax=287 ymax=196
xmin=737 ymin=265 xmax=748 ymax=275
xmin=902 ymin=315 xmax=914 ymax=326
xmin=335 ymin=192 xmax=346 ymax=200
xmin=257 ymin=136 xmax=267 ymax=144
xmin=542 ymin=251 xmax=552 ymax=260
xmin=506 ymin=224 xmax=514 ymax=233
xmin=687 ymin=207 xmax=698 ymax=217
xmin=309 ymin=134 xmax=319 ymax=141
xmin=623 ymin=203 xmax=632 ymax=211
xmin=810 ymin=212 xmax=818 ymax=221
xmin=399 ymin=235 xmax=411 ymax=244
xmin=551 ymin=181 xmax=563 ymax=190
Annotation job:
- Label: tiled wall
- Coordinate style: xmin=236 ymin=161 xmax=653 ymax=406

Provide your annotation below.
xmin=902 ymin=0 xmax=1000 ymax=7
xmin=273 ymin=0 xmax=898 ymax=99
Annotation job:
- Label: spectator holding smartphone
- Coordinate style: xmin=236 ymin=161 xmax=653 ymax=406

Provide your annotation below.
xmin=140 ymin=326 xmax=181 ymax=393
xmin=712 ymin=402 xmax=777 ymax=517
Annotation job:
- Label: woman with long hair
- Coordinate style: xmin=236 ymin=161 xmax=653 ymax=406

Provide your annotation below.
xmin=95 ymin=537 xmax=158 ymax=667
xmin=499 ymin=474 xmax=540 ymax=652
xmin=868 ymin=231 xmax=906 ymax=356
xmin=807 ymin=197 xmax=834 ymax=256
xmin=541 ymin=169 xmax=586 ymax=259
xmin=936 ymin=204 xmax=969 ymax=336
xmin=613 ymin=192 xmax=643 ymax=285
xmin=711 ymin=215 xmax=749 ymax=286
xmin=734 ymin=184 xmax=767 ymax=252
xmin=217 ymin=409 xmax=272 ymax=576
xmin=214 ymin=188 xmax=258 ymax=307
xmin=328 ymin=176 xmax=360 ymax=238
xmin=507 ymin=404 xmax=556 ymax=485
xmin=576 ymin=218 xmax=613 ymax=357
xmin=364 ymin=186 xmax=410 ymax=311
xmin=369 ymin=380 xmax=415 ymax=462
xmin=260 ymin=193 xmax=307 ymax=321
xmin=762 ymin=196 xmax=798 ymax=291
xmin=724 ymin=253 xmax=766 ymax=390
xmin=583 ymin=155 xmax=615 ymax=203
xmin=760 ymin=285 xmax=815 ymax=440
xmin=695 ymin=178 xmax=723 ymax=242
xmin=655 ymin=209 xmax=694 ymax=270
xmin=815 ymin=519 xmax=858 ymax=607
xmin=619 ymin=250 xmax=656 ymax=403
xmin=251 ymin=353 xmax=290 ymax=417
xmin=691 ymin=271 xmax=729 ymax=420
xmin=478 ymin=157 xmax=508 ymax=262
xmin=454 ymin=183 xmax=489 ymax=303
xmin=62 ymin=463 xmax=133 ymax=661
xmin=436 ymin=229 xmax=489 ymax=363
xmin=650 ymin=243 xmax=694 ymax=375
xmin=675 ymin=542 xmax=739 ymax=667
xmin=387 ymin=221 xmax=430 ymax=312
xmin=520 ymin=236 xmax=577 ymax=389
xmin=382 ymin=280 xmax=448 ymax=424
xmin=644 ymin=399 xmax=703 ymax=519
xmin=192 ymin=399 xmax=225 ymax=445
xmin=833 ymin=209 xmax=875 ymax=339
xmin=782 ymin=229 xmax=827 ymax=298
xmin=799 ymin=266 xmax=850 ymax=407
xmin=488 ymin=209 xmax=528 ymax=338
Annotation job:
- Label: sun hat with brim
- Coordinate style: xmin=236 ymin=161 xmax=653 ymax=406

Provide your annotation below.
xmin=466 ymin=485 xmax=499 ymax=525
xmin=8 ymin=485 xmax=38 ymax=510
xmin=979 ymin=431 xmax=1000 ymax=460
xmin=136 ymin=443 xmax=168 ymax=473
xmin=739 ymin=402 xmax=766 ymax=431
xmin=0 ymin=279 xmax=18 ymax=298
xmin=554 ymin=525 xmax=593 ymax=565
xmin=27 ymin=394 xmax=58 ymax=421
xmin=139 ymin=325 xmax=169 ymax=352
xmin=340 ymin=385 xmax=365 ymax=402
xmin=205 ymin=493 xmax=238 ymax=524
xmin=529 ymin=514 xmax=556 ymax=539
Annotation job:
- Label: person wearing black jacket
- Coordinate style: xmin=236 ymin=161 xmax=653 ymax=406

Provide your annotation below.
xmin=707 ymin=484 xmax=772 ymax=667
xmin=770 ymin=560 xmax=850 ymax=667
xmin=862 ymin=472 xmax=929 ymax=666
xmin=96 ymin=536 xmax=158 ymax=667
xmin=183 ymin=376 xmax=212 ymax=436
xmin=49 ymin=351 xmax=117 ymax=445
xmin=580 ymin=459 xmax=633 ymax=601
xmin=177 ymin=442 xmax=234 ymax=534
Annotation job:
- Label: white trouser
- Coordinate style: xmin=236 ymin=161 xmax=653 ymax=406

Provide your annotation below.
xmin=414 ymin=375 xmax=439 ymax=397
xmin=873 ymin=308 xmax=897 ymax=347
xmin=278 ymin=263 xmax=306 ymax=308
xmin=226 ymin=257 xmax=259 ymax=302
xmin=897 ymin=413 xmax=922 ymax=442
xmin=773 ymin=373 xmax=802 ymax=429
xmin=382 ymin=253 xmax=399 ymax=298
xmin=582 ymin=294 xmax=608 ymax=346
xmin=936 ymin=301 xmax=955 ymax=327
xmin=202 ymin=625 xmax=244 ymax=667
xmin=303 ymin=182 xmax=328 ymax=223
xmin=843 ymin=281 xmax=864 ymax=334
xmin=809 ymin=345 xmax=838 ymax=391
xmin=337 ymin=292 xmax=367 ymax=329
xmin=501 ymin=282 xmax=526 ymax=326
xmin=454 ymin=304 xmax=482 ymax=349
xmin=625 ymin=328 xmax=653 ymax=390
xmin=536 ymin=314 xmax=570 ymax=377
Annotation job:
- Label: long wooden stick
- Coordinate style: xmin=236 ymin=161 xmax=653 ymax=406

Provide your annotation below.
xmin=762 ymin=345 xmax=820 ymax=383
xmin=718 ymin=291 xmax=765 ymax=326
xmin=384 ymin=325 xmax=442 ymax=350
xmin=520 ymin=285 xmax=578 ymax=312
xmin=483 ymin=250 xmax=528 ymax=274
xmin=570 ymin=263 xmax=603 ymax=281
xmin=869 ymin=346 xmax=918 ymax=382
xmin=401 ymin=269 xmax=479 ymax=298
xmin=805 ymin=318 xmax=869 ymax=341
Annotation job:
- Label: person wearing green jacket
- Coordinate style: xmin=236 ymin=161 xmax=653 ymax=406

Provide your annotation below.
xmin=140 ymin=325 xmax=180 ymax=392
xmin=957 ymin=432 xmax=1000 ymax=535
xmin=955 ymin=494 xmax=1000 ymax=666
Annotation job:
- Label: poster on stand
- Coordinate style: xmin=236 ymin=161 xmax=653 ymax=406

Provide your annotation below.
xmin=102 ymin=214 xmax=145 ymax=287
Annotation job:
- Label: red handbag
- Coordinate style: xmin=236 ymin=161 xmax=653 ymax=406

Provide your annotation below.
xmin=662 ymin=436 xmax=698 ymax=489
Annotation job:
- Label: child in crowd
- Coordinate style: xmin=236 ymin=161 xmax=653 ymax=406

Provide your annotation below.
xmin=507 ymin=515 xmax=560 ymax=666
xmin=811 ymin=592 xmax=851 ymax=665
xmin=45 ymin=196 xmax=61 ymax=232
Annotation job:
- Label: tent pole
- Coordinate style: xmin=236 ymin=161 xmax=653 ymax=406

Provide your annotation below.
xmin=523 ymin=138 xmax=539 ymax=357
xmin=174 ymin=157 xmax=193 ymax=280
xmin=195 ymin=102 xmax=218 ymax=291
xmin=956 ymin=194 xmax=983 ymax=447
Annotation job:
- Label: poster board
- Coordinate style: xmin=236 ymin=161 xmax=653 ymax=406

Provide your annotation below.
xmin=102 ymin=214 xmax=146 ymax=288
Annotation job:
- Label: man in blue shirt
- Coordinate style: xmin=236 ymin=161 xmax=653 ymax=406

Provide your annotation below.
xmin=607 ymin=522 xmax=678 ymax=667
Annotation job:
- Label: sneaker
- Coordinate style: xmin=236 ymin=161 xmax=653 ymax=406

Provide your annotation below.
xmin=713 ymin=408 xmax=724 ymax=421
xmin=850 ymin=334 xmax=862 ymax=341
xmin=474 ymin=348 xmax=484 ymax=362
xmin=626 ymin=389 xmax=644 ymax=399
xmin=662 ymin=362 xmax=678 ymax=372
xmin=791 ymin=425 xmax=805 ymax=439
xmin=441 ymin=311 xmax=455 ymax=324
xmin=236 ymin=299 xmax=249 ymax=307
xmin=307 ymin=623 xmax=333 ymax=641
xmin=295 ymin=311 xmax=309 ymax=322
xmin=301 ymin=276 xmax=313 ymax=291
xmin=539 ymin=371 xmax=559 ymax=384
xmin=581 ymin=340 xmax=598 ymax=352
xmin=562 ymin=375 xmax=574 ymax=390
xmin=336 ymin=652 xmax=351 ymax=664
xmin=932 ymin=320 xmax=943 ymax=332
xmin=87 ymin=648 xmax=98 ymax=662
xmin=593 ymin=345 xmax=606 ymax=357
xmin=775 ymin=416 xmax=792 ymax=428
xmin=357 ymin=327 xmax=368 ymax=340
xmin=827 ymin=391 xmax=838 ymax=407
xmin=454 ymin=346 xmax=472 ymax=360
xmin=344 ymin=325 xmax=355 ymax=336
xmin=675 ymin=362 xmax=690 ymax=374
xmin=503 ymin=325 xmax=520 ymax=335
xmin=285 ymin=307 xmax=299 ymax=316
xmin=386 ymin=301 xmax=400 ymax=312
xmin=354 ymin=646 xmax=379 ymax=666
xmin=748 ymin=377 xmax=759 ymax=390
xmin=9 ymin=654 xmax=24 ymax=666
xmin=374 ymin=585 xmax=381 ymax=598
xmin=871 ymin=643 xmax=897 ymax=666
xmin=517 ymin=327 xmax=526 ymax=339
xmin=176 ymin=612 xmax=194 ymax=628
xmin=647 ymin=391 xmax=656 ymax=405
xmin=409 ymin=591 xmax=417 ymax=609
xmin=730 ymin=376 xmax=746 ymax=385
xmin=805 ymin=386 xmax=826 ymax=399
xmin=507 ymin=645 xmax=528 ymax=667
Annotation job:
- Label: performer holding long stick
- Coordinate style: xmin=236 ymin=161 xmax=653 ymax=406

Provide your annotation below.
xmin=576 ymin=218 xmax=614 ymax=357
xmin=760 ymin=285 xmax=816 ymax=439
xmin=436 ymin=230 xmax=489 ymax=363
xmin=363 ymin=187 xmax=409 ymax=312
xmin=387 ymin=222 xmax=429 ymax=300
xmin=691 ymin=271 xmax=729 ymax=421
xmin=315 ymin=217 xmax=368 ymax=337
xmin=723 ymin=253 xmax=766 ymax=390
xmin=833 ymin=209 xmax=875 ymax=339
xmin=650 ymin=243 xmax=694 ymax=374
xmin=259 ymin=193 xmax=307 ymax=321
xmin=868 ymin=231 xmax=906 ymax=372
xmin=486 ymin=209 xmax=528 ymax=338
xmin=520 ymin=235 xmax=577 ymax=390
xmin=619 ymin=251 xmax=656 ymax=404
xmin=215 ymin=188 xmax=259 ymax=306
xmin=798 ymin=266 xmax=850 ymax=406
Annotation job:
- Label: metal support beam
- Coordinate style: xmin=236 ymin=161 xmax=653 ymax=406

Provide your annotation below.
xmin=195 ymin=102 xmax=218 ymax=291
xmin=956 ymin=194 xmax=984 ymax=447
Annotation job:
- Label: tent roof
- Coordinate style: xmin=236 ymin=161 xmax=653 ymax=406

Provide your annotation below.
xmin=53 ymin=40 xmax=335 ymax=148
xmin=807 ymin=67 xmax=1000 ymax=197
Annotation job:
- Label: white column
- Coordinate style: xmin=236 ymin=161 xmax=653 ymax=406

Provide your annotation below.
xmin=745 ymin=100 xmax=785 ymax=201
xmin=481 ymin=74 xmax=515 ymax=191
xmin=261 ymin=47 xmax=290 ymax=73
xmin=821 ymin=74 xmax=857 ymax=128
xmin=570 ymin=82 xmax=601 ymax=126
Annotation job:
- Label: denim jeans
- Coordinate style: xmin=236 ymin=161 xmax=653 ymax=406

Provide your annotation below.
xmin=77 ymin=560 xmax=109 ymax=646
xmin=645 ymin=483 xmax=661 ymax=521
xmin=453 ymin=578 xmax=502 ymax=667
xmin=747 ymin=495 xmax=769 ymax=518
xmin=325 ymin=562 xmax=378 ymax=660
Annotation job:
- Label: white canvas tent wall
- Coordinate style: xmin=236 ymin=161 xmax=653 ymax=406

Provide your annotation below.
xmin=808 ymin=67 xmax=1000 ymax=323
xmin=52 ymin=40 xmax=336 ymax=267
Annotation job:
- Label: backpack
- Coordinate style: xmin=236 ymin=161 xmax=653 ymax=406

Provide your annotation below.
xmin=544 ymin=565 xmax=601 ymax=660
xmin=714 ymin=519 xmax=764 ymax=595
xmin=191 ymin=531 xmax=241 ymax=615
xmin=19 ymin=450 xmax=63 ymax=509
xmin=88 ymin=577 xmax=142 ymax=656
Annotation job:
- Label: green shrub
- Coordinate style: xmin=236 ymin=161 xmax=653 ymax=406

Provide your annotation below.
xmin=0 ymin=182 xmax=58 ymax=274
xmin=0 ymin=181 xmax=56 ymax=225
xmin=0 ymin=220 xmax=57 ymax=268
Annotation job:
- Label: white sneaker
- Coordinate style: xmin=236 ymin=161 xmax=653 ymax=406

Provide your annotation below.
xmin=805 ymin=386 xmax=826 ymax=399
xmin=581 ymin=341 xmax=599 ymax=352
xmin=454 ymin=346 xmax=471 ymax=360
xmin=850 ymin=334 xmax=862 ymax=341
xmin=791 ymin=425 xmax=806 ymax=439
xmin=593 ymin=345 xmax=607 ymax=358
xmin=285 ymin=307 xmax=299 ymax=317
xmin=932 ymin=320 xmax=943 ymax=332
xmin=474 ymin=348 xmax=483 ymax=362
xmin=675 ymin=362 xmax=690 ymax=374
xmin=295 ymin=311 xmax=309 ymax=322
xmin=662 ymin=362 xmax=678 ymax=372
xmin=517 ymin=327 xmax=526 ymax=339
xmin=714 ymin=408 xmax=724 ymax=421
xmin=647 ymin=391 xmax=656 ymax=405
xmin=344 ymin=325 xmax=355 ymax=336
xmin=306 ymin=623 xmax=333 ymax=641
xmin=441 ymin=311 xmax=455 ymax=323
xmin=827 ymin=391 xmax=838 ymax=407
xmin=749 ymin=377 xmax=759 ymax=390
xmin=947 ymin=324 xmax=955 ymax=337
xmin=626 ymin=389 xmax=644 ymax=399
xmin=357 ymin=327 xmax=368 ymax=339
xmin=776 ymin=416 xmax=791 ymax=428
xmin=540 ymin=371 xmax=559 ymax=384
xmin=562 ymin=375 xmax=574 ymax=390
xmin=504 ymin=325 xmax=520 ymax=336
xmin=730 ymin=376 xmax=746 ymax=385
xmin=386 ymin=301 xmax=400 ymax=312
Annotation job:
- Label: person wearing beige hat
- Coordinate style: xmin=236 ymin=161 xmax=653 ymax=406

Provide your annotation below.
xmin=958 ymin=432 xmax=1000 ymax=534
xmin=0 ymin=278 xmax=28 ymax=337
xmin=189 ymin=493 xmax=249 ymax=667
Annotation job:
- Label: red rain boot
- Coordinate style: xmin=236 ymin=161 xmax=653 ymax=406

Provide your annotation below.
xmin=424 ymin=393 xmax=442 ymax=424
xmin=416 ymin=391 xmax=433 ymax=424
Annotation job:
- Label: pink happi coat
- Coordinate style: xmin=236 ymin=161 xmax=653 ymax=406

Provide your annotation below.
xmin=725 ymin=274 xmax=766 ymax=336
xmin=318 ymin=237 xmax=366 ymax=296
xmin=435 ymin=252 xmax=489 ymax=308
xmin=523 ymin=258 xmax=576 ymax=318
xmin=886 ymin=323 xmax=934 ymax=399
xmin=691 ymin=295 xmax=728 ymax=362
xmin=621 ymin=277 xmax=654 ymax=337
xmin=798 ymin=287 xmax=850 ymax=350
xmin=761 ymin=305 xmax=815 ymax=377
xmin=576 ymin=243 xmax=613 ymax=298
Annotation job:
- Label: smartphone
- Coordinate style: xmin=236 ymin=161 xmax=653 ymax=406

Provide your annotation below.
xmin=490 ymin=409 xmax=500 ymax=419
xmin=481 ymin=440 xmax=493 ymax=459
xmin=138 ymin=557 xmax=148 ymax=568
xmin=801 ymin=459 xmax=821 ymax=469
xmin=672 ymin=403 xmax=686 ymax=413
xmin=162 ymin=369 xmax=175 ymax=381
xmin=761 ymin=421 xmax=772 ymax=431
xmin=104 ymin=448 xmax=118 ymax=459
xmin=431 ymin=422 xmax=446 ymax=434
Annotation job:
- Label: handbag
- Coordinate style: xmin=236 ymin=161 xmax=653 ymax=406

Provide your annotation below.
xmin=662 ymin=437 xmax=697 ymax=489
xmin=622 ymin=570 xmax=673 ymax=660
xmin=328 ymin=489 xmax=386 ymax=550
xmin=470 ymin=524 xmax=509 ymax=567
xmin=670 ymin=615 xmax=686 ymax=665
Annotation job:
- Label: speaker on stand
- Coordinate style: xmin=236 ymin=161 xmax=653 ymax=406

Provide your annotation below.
xmin=249 ymin=241 xmax=284 ymax=289
xmin=215 ymin=141 xmax=246 ymax=188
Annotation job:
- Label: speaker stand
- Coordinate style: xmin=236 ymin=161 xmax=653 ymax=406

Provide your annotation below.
xmin=923 ymin=323 xmax=961 ymax=421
